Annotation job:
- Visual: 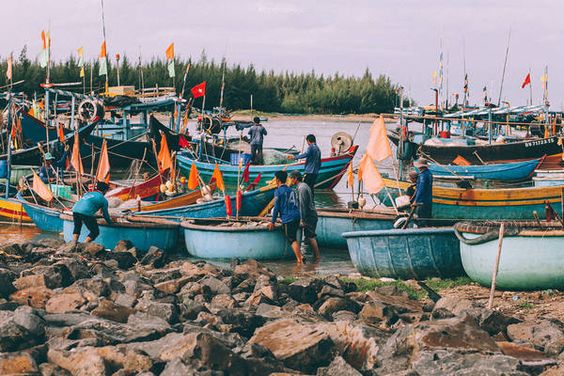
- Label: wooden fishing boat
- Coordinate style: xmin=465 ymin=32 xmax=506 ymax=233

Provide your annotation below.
xmin=176 ymin=145 xmax=358 ymax=191
xmin=18 ymin=194 xmax=71 ymax=232
xmin=383 ymin=178 xmax=564 ymax=221
xmin=454 ymin=221 xmax=564 ymax=290
xmin=106 ymin=173 xmax=164 ymax=201
xmin=135 ymin=184 xmax=276 ymax=220
xmin=139 ymin=183 xmax=216 ymax=212
xmin=428 ymin=157 xmax=543 ymax=181
xmin=316 ymin=207 xmax=403 ymax=249
xmin=181 ymin=217 xmax=295 ymax=260
xmin=343 ymin=227 xmax=464 ymax=279
xmin=61 ymin=213 xmax=180 ymax=252
xmin=0 ymin=197 xmax=31 ymax=223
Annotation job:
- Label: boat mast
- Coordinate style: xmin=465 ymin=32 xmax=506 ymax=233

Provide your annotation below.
xmin=100 ymin=0 xmax=109 ymax=93
xmin=497 ymin=29 xmax=511 ymax=107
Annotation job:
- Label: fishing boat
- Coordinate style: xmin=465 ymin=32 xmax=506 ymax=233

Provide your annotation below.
xmin=181 ymin=217 xmax=295 ymax=260
xmin=106 ymin=173 xmax=164 ymax=201
xmin=383 ymin=178 xmax=564 ymax=221
xmin=0 ymin=197 xmax=31 ymax=223
xmin=454 ymin=221 xmax=564 ymax=290
xmin=138 ymin=183 xmax=216 ymax=212
xmin=428 ymin=157 xmax=543 ymax=181
xmin=18 ymin=194 xmax=71 ymax=232
xmin=61 ymin=213 xmax=180 ymax=252
xmin=316 ymin=207 xmax=403 ymax=249
xmin=343 ymin=227 xmax=465 ymax=279
xmin=533 ymin=170 xmax=564 ymax=187
xmin=176 ymin=145 xmax=358 ymax=191
xmin=135 ymin=184 xmax=276 ymax=220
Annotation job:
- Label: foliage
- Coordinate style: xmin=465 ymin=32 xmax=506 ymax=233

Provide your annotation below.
xmin=0 ymin=47 xmax=403 ymax=114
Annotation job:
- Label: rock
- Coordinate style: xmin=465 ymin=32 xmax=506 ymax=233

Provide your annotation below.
xmin=432 ymin=296 xmax=474 ymax=316
xmin=113 ymin=240 xmax=133 ymax=252
xmin=114 ymin=293 xmax=137 ymax=308
xmin=476 ymin=309 xmax=521 ymax=336
xmin=13 ymin=274 xmax=49 ymax=290
xmin=287 ymin=279 xmax=323 ymax=304
xmin=233 ymin=259 xmax=275 ymax=278
xmin=107 ymin=251 xmax=137 ymax=269
xmin=144 ymin=301 xmax=178 ymax=324
xmin=332 ymin=310 xmax=357 ymax=322
xmin=92 ymin=299 xmax=134 ymax=323
xmin=497 ymin=341 xmax=557 ymax=372
xmin=317 ymin=356 xmax=361 ymax=376
xmin=10 ymin=286 xmax=53 ymax=309
xmin=317 ymin=297 xmax=361 ymax=319
xmin=507 ymin=320 xmax=564 ymax=355
xmin=45 ymin=292 xmax=86 ymax=314
xmin=154 ymin=276 xmax=191 ymax=294
xmin=0 ymin=268 xmax=15 ymax=298
xmin=160 ymin=358 xmax=200 ymax=376
xmin=0 ymin=308 xmax=45 ymax=352
xmin=22 ymin=264 xmax=74 ymax=289
xmin=318 ymin=284 xmax=345 ymax=300
xmin=126 ymin=313 xmax=171 ymax=342
xmin=56 ymin=258 xmax=92 ymax=281
xmin=256 ymin=303 xmax=286 ymax=319
xmin=217 ymin=309 xmax=266 ymax=338
xmin=200 ymin=276 xmax=231 ymax=295
xmin=0 ymin=352 xmax=40 ymax=375
xmin=39 ymin=362 xmax=72 ymax=376
xmin=249 ymin=319 xmax=334 ymax=373
xmin=81 ymin=242 xmax=106 ymax=257
xmin=139 ymin=246 xmax=167 ymax=268
xmin=71 ymin=277 xmax=112 ymax=300
xmin=179 ymin=299 xmax=209 ymax=320
xmin=210 ymin=293 xmax=237 ymax=312
xmin=359 ymin=301 xmax=397 ymax=325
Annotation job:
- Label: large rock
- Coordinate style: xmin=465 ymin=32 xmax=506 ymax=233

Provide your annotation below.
xmin=317 ymin=297 xmax=361 ymax=319
xmin=22 ymin=264 xmax=74 ymax=288
xmin=45 ymin=292 xmax=87 ymax=314
xmin=507 ymin=320 xmax=564 ymax=355
xmin=249 ymin=319 xmax=334 ymax=373
xmin=359 ymin=301 xmax=397 ymax=325
xmin=92 ymin=299 xmax=134 ymax=323
xmin=287 ymin=279 xmax=323 ymax=304
xmin=10 ymin=286 xmax=53 ymax=309
xmin=0 ymin=352 xmax=40 ymax=375
xmin=0 ymin=307 xmax=45 ymax=352
xmin=0 ymin=268 xmax=15 ymax=298
xmin=160 ymin=358 xmax=200 ymax=376
xmin=316 ymin=356 xmax=361 ymax=376
xmin=139 ymin=246 xmax=167 ymax=268
xmin=200 ymin=276 xmax=231 ymax=295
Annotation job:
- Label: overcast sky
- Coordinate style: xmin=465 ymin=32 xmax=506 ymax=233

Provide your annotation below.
xmin=2 ymin=0 xmax=562 ymax=108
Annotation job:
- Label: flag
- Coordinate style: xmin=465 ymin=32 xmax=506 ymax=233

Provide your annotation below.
xmin=521 ymin=72 xmax=531 ymax=89
xmin=211 ymin=163 xmax=225 ymax=192
xmin=432 ymin=70 xmax=438 ymax=86
xmin=77 ymin=47 xmax=85 ymax=78
xmin=178 ymin=134 xmax=190 ymax=149
xmin=165 ymin=43 xmax=175 ymax=78
xmin=57 ymin=124 xmax=65 ymax=142
xmin=246 ymin=173 xmax=262 ymax=191
xmin=366 ymin=115 xmax=392 ymax=162
xmin=38 ymin=31 xmax=49 ymax=68
xmin=242 ymin=162 xmax=250 ymax=183
xmin=6 ymin=53 xmax=13 ymax=81
xmin=346 ymin=163 xmax=354 ymax=188
xmin=191 ymin=81 xmax=206 ymax=99
xmin=452 ymin=155 xmax=471 ymax=166
xmin=98 ymin=41 xmax=107 ymax=76
xmin=70 ymin=131 xmax=84 ymax=175
xmin=32 ymin=172 xmax=54 ymax=202
xmin=96 ymin=139 xmax=110 ymax=183
xmin=157 ymin=133 xmax=173 ymax=172
xmin=357 ymin=154 xmax=384 ymax=194
xmin=165 ymin=43 xmax=174 ymax=60
xmin=188 ymin=162 xmax=199 ymax=190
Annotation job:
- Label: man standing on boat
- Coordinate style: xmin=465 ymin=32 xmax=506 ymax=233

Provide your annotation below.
xmin=289 ymin=170 xmax=320 ymax=262
xmin=248 ymin=116 xmax=267 ymax=165
xmin=413 ymin=158 xmax=433 ymax=226
xmin=70 ymin=182 xmax=112 ymax=246
xmin=291 ymin=134 xmax=321 ymax=195
xmin=39 ymin=153 xmax=58 ymax=184
xmin=268 ymin=170 xmax=303 ymax=264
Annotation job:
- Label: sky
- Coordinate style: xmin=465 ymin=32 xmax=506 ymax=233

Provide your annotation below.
xmin=2 ymin=0 xmax=563 ymax=108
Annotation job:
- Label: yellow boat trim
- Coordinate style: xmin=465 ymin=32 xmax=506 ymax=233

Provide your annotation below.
xmin=433 ymin=197 xmax=561 ymax=207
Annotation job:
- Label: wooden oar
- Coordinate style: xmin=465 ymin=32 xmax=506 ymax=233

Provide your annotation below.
xmin=487 ymin=222 xmax=505 ymax=309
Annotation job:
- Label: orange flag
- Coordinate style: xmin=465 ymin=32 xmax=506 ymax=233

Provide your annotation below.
xmin=70 ymin=131 xmax=84 ymax=175
xmin=452 ymin=155 xmax=471 ymax=166
xmin=187 ymin=162 xmax=199 ymax=190
xmin=165 ymin=43 xmax=174 ymax=60
xmin=157 ymin=133 xmax=173 ymax=173
xmin=211 ymin=163 xmax=225 ymax=192
xmin=366 ymin=115 xmax=392 ymax=162
xmin=96 ymin=139 xmax=110 ymax=183
xmin=357 ymin=154 xmax=384 ymax=194
xmin=32 ymin=172 xmax=54 ymax=202
xmin=346 ymin=163 xmax=354 ymax=188
xmin=57 ymin=124 xmax=65 ymax=142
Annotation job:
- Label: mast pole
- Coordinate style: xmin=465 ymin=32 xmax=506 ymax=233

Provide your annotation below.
xmin=100 ymin=0 xmax=109 ymax=93
xmin=497 ymin=29 xmax=511 ymax=106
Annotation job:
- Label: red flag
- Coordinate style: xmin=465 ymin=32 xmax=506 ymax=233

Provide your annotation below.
xmin=521 ymin=73 xmax=531 ymax=89
xmin=178 ymin=134 xmax=190 ymax=149
xmin=191 ymin=81 xmax=206 ymax=99
xmin=236 ymin=189 xmax=243 ymax=213
xmin=224 ymin=195 xmax=232 ymax=217
xmin=242 ymin=162 xmax=250 ymax=183
xmin=246 ymin=172 xmax=262 ymax=191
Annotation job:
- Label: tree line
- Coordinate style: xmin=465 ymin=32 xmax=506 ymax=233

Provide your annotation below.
xmin=1 ymin=47 xmax=404 ymax=114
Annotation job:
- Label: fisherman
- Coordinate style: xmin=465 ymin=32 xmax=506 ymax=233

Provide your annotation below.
xmin=288 ymin=170 xmax=320 ymax=261
xmin=38 ymin=153 xmax=58 ymax=184
xmin=413 ymin=158 xmax=433 ymax=226
xmin=248 ymin=116 xmax=267 ymax=165
xmin=268 ymin=170 xmax=303 ymax=264
xmin=291 ymin=134 xmax=321 ymax=195
xmin=406 ymin=169 xmax=419 ymax=201
xmin=70 ymin=182 xmax=112 ymax=245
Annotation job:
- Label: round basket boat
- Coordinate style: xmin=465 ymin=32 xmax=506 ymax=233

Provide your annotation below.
xmin=454 ymin=221 xmax=564 ymax=290
xmin=61 ymin=213 xmax=180 ymax=252
xmin=342 ymin=227 xmax=464 ymax=279
xmin=181 ymin=217 xmax=296 ymax=260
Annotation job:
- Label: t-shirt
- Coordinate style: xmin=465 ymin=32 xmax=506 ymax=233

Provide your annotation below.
xmin=271 ymin=184 xmax=300 ymax=224
xmin=296 ymin=182 xmax=317 ymax=221
xmin=296 ymin=143 xmax=321 ymax=174
xmin=72 ymin=191 xmax=112 ymax=223
xmin=248 ymin=124 xmax=267 ymax=146
xmin=414 ymin=168 xmax=433 ymax=205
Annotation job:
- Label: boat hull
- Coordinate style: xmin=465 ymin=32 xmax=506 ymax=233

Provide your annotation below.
xmin=0 ymin=198 xmax=31 ymax=222
xmin=182 ymin=218 xmax=294 ymax=260
xmin=61 ymin=215 xmax=179 ymax=252
xmin=429 ymin=158 xmax=541 ymax=181
xmin=21 ymin=202 xmax=63 ymax=232
xmin=343 ymin=227 xmax=464 ymax=279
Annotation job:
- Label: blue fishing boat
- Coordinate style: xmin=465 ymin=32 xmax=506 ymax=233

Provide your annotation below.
xmin=429 ymin=158 xmax=543 ymax=181
xmin=61 ymin=213 xmax=180 ymax=252
xmin=182 ymin=217 xmax=295 ymax=260
xmin=18 ymin=194 xmax=71 ymax=233
xmin=135 ymin=185 xmax=276 ymax=220
xmin=316 ymin=208 xmax=402 ymax=249
xmin=454 ymin=221 xmax=564 ymax=290
xmin=176 ymin=145 xmax=358 ymax=192
xmin=343 ymin=227 xmax=465 ymax=279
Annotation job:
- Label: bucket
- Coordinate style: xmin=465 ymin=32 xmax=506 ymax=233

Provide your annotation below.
xmin=230 ymin=153 xmax=252 ymax=166
xmin=0 ymin=160 xmax=7 ymax=178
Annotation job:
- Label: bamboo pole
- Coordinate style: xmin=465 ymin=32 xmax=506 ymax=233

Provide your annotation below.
xmin=487 ymin=222 xmax=505 ymax=309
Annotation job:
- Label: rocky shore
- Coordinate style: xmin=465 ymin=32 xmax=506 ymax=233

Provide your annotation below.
xmin=0 ymin=238 xmax=562 ymax=375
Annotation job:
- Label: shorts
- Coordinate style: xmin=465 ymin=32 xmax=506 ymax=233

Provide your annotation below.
xmin=303 ymin=216 xmax=317 ymax=239
xmin=73 ymin=212 xmax=100 ymax=240
xmin=283 ymin=220 xmax=300 ymax=243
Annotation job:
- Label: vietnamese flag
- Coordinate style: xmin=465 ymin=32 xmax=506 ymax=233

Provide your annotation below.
xmin=521 ymin=72 xmax=531 ymax=89
xmin=191 ymin=81 xmax=206 ymax=99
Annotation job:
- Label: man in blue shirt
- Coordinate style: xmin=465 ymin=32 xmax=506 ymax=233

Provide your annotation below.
xmin=71 ymin=182 xmax=113 ymax=245
xmin=248 ymin=117 xmax=267 ymax=165
xmin=413 ymin=158 xmax=433 ymax=227
xmin=292 ymin=134 xmax=321 ymax=195
xmin=268 ymin=170 xmax=303 ymax=263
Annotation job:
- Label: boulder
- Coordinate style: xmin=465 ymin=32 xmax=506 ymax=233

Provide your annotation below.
xmin=217 ymin=309 xmax=266 ymax=338
xmin=200 ymin=276 xmax=231 ymax=295
xmin=317 ymin=356 xmax=361 ymax=376
xmin=107 ymin=251 xmax=137 ymax=269
xmin=210 ymin=293 xmax=237 ymax=312
xmin=10 ymin=286 xmax=53 ymax=309
xmin=45 ymin=292 xmax=87 ymax=314
xmin=317 ymin=297 xmax=361 ymax=319
xmin=432 ymin=296 xmax=474 ymax=316
xmin=56 ymin=258 xmax=92 ymax=281
xmin=21 ymin=264 xmax=74 ymax=289
xmin=359 ymin=301 xmax=397 ymax=325
xmin=154 ymin=276 xmax=191 ymax=295
xmin=81 ymin=242 xmax=106 ymax=257
xmin=139 ymin=246 xmax=167 ymax=268
xmin=287 ymin=279 xmax=323 ymax=304
xmin=0 ymin=352 xmax=39 ymax=375
xmin=0 ymin=268 xmax=15 ymax=298
xmin=160 ymin=358 xmax=200 ymax=376
xmin=249 ymin=319 xmax=334 ymax=373
xmin=507 ymin=320 xmax=564 ymax=355
xmin=92 ymin=299 xmax=134 ymax=323
xmin=113 ymin=240 xmax=133 ymax=252
xmin=0 ymin=308 xmax=45 ymax=352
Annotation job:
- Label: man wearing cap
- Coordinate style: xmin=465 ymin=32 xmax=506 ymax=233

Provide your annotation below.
xmin=288 ymin=170 xmax=320 ymax=261
xmin=248 ymin=117 xmax=267 ymax=164
xmin=413 ymin=158 xmax=433 ymax=226
xmin=70 ymin=182 xmax=113 ymax=246
xmin=39 ymin=153 xmax=58 ymax=184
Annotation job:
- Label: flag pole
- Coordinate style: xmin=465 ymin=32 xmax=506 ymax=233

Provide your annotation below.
xmin=528 ymin=68 xmax=533 ymax=106
xmin=100 ymin=0 xmax=109 ymax=93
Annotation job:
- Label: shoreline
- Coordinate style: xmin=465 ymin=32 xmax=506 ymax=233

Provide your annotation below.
xmin=230 ymin=111 xmax=394 ymax=123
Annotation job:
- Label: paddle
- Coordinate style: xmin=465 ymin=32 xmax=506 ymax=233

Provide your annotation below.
xmin=487 ymin=223 xmax=505 ymax=309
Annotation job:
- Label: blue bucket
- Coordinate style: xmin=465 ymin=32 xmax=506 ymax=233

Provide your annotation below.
xmin=0 ymin=160 xmax=7 ymax=178
xmin=230 ymin=153 xmax=252 ymax=166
